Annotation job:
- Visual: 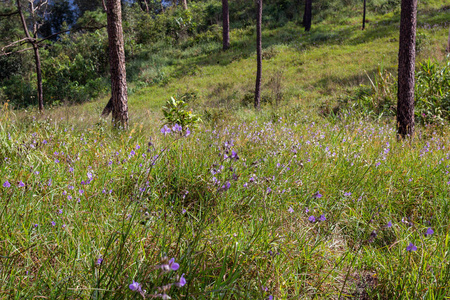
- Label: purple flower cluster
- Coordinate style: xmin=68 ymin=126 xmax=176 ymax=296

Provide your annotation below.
xmin=129 ymin=257 xmax=186 ymax=298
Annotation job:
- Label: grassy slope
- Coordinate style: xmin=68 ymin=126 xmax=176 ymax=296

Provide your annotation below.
xmin=1 ymin=2 xmax=450 ymax=299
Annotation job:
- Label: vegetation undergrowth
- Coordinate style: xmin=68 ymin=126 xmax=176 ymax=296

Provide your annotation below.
xmin=1 ymin=0 xmax=450 ymax=298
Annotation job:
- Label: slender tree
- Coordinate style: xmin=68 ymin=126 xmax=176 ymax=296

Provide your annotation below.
xmin=254 ymin=0 xmax=262 ymax=109
xmin=103 ymin=0 xmax=128 ymax=128
xmin=16 ymin=0 xmax=46 ymax=112
xmin=396 ymin=0 xmax=417 ymax=138
xmin=181 ymin=0 xmax=187 ymax=10
xmin=447 ymin=26 xmax=450 ymax=53
xmin=303 ymin=0 xmax=312 ymax=32
xmin=362 ymin=0 xmax=366 ymax=30
xmin=222 ymin=0 xmax=230 ymax=50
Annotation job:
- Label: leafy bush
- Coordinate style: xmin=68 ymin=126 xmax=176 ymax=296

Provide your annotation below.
xmin=162 ymin=96 xmax=202 ymax=131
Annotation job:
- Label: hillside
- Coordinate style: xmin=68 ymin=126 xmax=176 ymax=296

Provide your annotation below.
xmin=1 ymin=0 xmax=450 ymax=299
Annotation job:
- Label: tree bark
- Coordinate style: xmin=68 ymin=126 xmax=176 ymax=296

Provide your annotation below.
xmin=303 ymin=0 xmax=312 ymax=32
xmin=16 ymin=0 xmax=44 ymax=112
xmin=396 ymin=0 xmax=417 ymax=139
xmin=222 ymin=0 xmax=230 ymax=50
xmin=254 ymin=0 xmax=262 ymax=109
xmin=181 ymin=0 xmax=187 ymax=10
xmin=105 ymin=0 xmax=128 ymax=128
xmin=447 ymin=26 xmax=450 ymax=53
xmin=33 ymin=44 xmax=44 ymax=112
xmin=362 ymin=0 xmax=366 ymax=30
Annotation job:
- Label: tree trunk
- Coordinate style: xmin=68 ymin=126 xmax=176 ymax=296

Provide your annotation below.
xmin=33 ymin=44 xmax=44 ymax=112
xmin=181 ymin=0 xmax=187 ymax=10
xmin=303 ymin=0 xmax=312 ymax=32
xmin=254 ymin=0 xmax=262 ymax=109
xmin=222 ymin=0 xmax=230 ymax=50
xmin=105 ymin=0 xmax=128 ymax=128
xmin=16 ymin=0 xmax=44 ymax=112
xmin=447 ymin=26 xmax=450 ymax=53
xmin=396 ymin=0 xmax=417 ymax=139
xmin=362 ymin=0 xmax=366 ymax=30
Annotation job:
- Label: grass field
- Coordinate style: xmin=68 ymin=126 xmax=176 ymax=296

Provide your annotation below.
xmin=1 ymin=1 xmax=450 ymax=299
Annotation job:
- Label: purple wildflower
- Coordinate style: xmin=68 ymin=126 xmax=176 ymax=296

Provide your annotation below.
xmin=318 ymin=214 xmax=326 ymax=222
xmin=185 ymin=127 xmax=191 ymax=137
xmin=161 ymin=125 xmax=171 ymax=135
xmin=288 ymin=207 xmax=294 ymax=213
xmin=308 ymin=216 xmax=316 ymax=223
xmin=425 ymin=228 xmax=434 ymax=236
xmin=406 ymin=243 xmax=417 ymax=252
xmin=230 ymin=150 xmax=239 ymax=160
xmin=96 ymin=257 xmax=103 ymax=265
xmin=175 ymin=273 xmax=186 ymax=287
xmin=51 ymin=221 xmax=56 ymax=226
xmin=386 ymin=221 xmax=392 ymax=228
xmin=129 ymin=280 xmax=142 ymax=292
xmin=159 ymin=257 xmax=180 ymax=272
xmin=172 ymin=124 xmax=182 ymax=132
xmin=18 ymin=181 xmax=25 ymax=187
xmin=3 ymin=181 xmax=11 ymax=188
xmin=314 ymin=192 xmax=322 ymax=198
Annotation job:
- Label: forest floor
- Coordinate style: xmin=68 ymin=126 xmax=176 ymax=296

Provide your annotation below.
xmin=1 ymin=2 xmax=450 ymax=299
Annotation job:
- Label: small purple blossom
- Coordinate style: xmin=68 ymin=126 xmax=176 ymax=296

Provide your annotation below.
xmin=18 ymin=181 xmax=25 ymax=187
xmin=159 ymin=257 xmax=180 ymax=272
xmin=172 ymin=124 xmax=182 ymax=132
xmin=318 ymin=214 xmax=326 ymax=222
xmin=51 ymin=221 xmax=56 ymax=226
xmin=96 ymin=257 xmax=103 ymax=265
xmin=386 ymin=221 xmax=392 ymax=228
xmin=3 ymin=181 xmax=11 ymax=188
xmin=175 ymin=273 xmax=186 ymax=287
xmin=425 ymin=227 xmax=434 ymax=236
xmin=308 ymin=216 xmax=316 ymax=223
xmin=406 ymin=243 xmax=417 ymax=252
xmin=288 ymin=207 xmax=294 ymax=213
xmin=313 ymin=192 xmax=322 ymax=198
xmin=161 ymin=125 xmax=171 ymax=135
xmin=129 ymin=280 xmax=142 ymax=292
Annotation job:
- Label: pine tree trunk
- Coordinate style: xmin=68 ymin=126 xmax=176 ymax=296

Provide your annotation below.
xmin=396 ymin=0 xmax=417 ymax=139
xmin=33 ymin=44 xmax=44 ymax=112
xmin=303 ymin=0 xmax=312 ymax=32
xmin=447 ymin=26 xmax=450 ymax=53
xmin=254 ymin=0 xmax=262 ymax=109
xmin=222 ymin=0 xmax=230 ymax=50
xmin=106 ymin=0 xmax=128 ymax=128
xmin=362 ymin=0 xmax=366 ymax=30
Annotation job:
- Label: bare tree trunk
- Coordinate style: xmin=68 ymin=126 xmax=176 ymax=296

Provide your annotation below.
xmin=397 ymin=0 xmax=417 ymax=139
xmin=362 ymin=0 xmax=366 ymax=30
xmin=33 ymin=44 xmax=44 ymax=112
xmin=222 ymin=0 xmax=230 ymax=50
xmin=303 ymin=0 xmax=312 ymax=32
xmin=447 ymin=26 xmax=450 ymax=53
xmin=181 ymin=0 xmax=187 ymax=10
xmin=17 ymin=0 xmax=44 ymax=112
xmin=105 ymin=0 xmax=128 ymax=128
xmin=254 ymin=0 xmax=262 ymax=109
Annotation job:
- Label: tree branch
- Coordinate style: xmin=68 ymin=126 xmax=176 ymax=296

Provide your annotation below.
xmin=0 ymin=46 xmax=34 ymax=56
xmin=1 ymin=37 xmax=34 ymax=51
xmin=0 ymin=10 xmax=18 ymax=17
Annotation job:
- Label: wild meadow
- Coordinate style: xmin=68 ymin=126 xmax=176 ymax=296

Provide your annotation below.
xmin=1 ymin=0 xmax=450 ymax=298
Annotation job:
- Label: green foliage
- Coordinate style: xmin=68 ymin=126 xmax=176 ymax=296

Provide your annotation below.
xmin=162 ymin=96 xmax=202 ymax=130
xmin=415 ymin=56 xmax=450 ymax=125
